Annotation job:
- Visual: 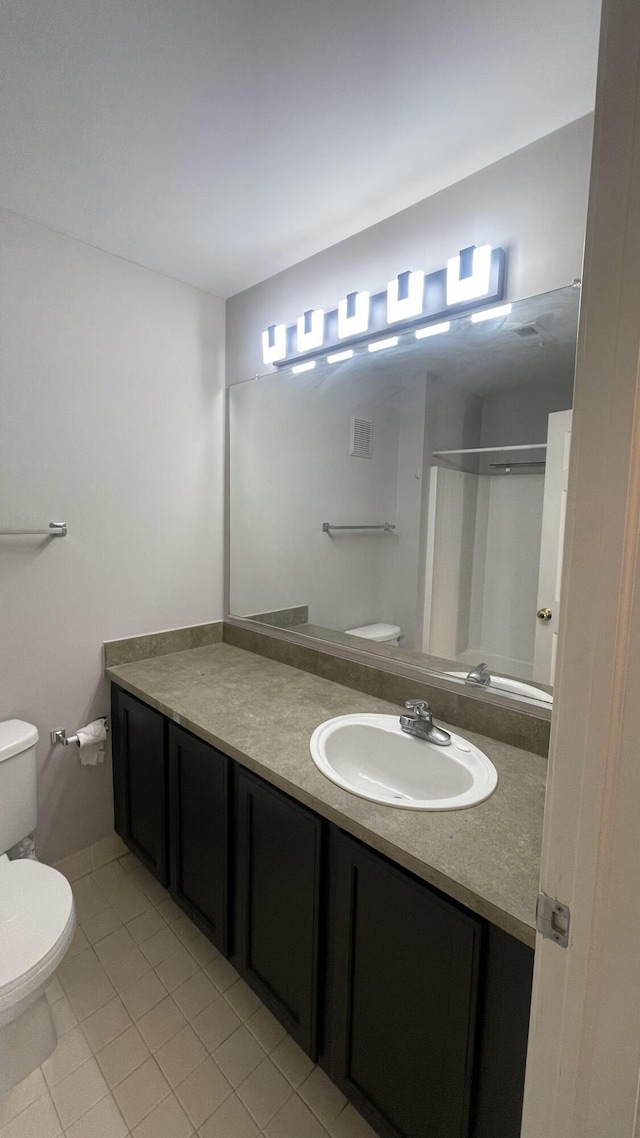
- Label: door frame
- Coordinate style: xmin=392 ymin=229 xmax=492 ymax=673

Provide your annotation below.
xmin=521 ymin=0 xmax=640 ymax=1133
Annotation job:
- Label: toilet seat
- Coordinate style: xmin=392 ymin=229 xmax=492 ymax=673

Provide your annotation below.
xmin=0 ymin=859 xmax=75 ymax=1021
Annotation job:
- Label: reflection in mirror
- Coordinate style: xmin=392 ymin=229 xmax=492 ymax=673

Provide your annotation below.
xmin=228 ymin=285 xmax=580 ymax=706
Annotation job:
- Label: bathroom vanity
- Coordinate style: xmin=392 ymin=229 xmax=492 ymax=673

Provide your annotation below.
xmin=107 ymin=641 xmax=542 ymax=1138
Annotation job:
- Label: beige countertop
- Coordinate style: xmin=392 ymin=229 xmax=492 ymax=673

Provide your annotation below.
xmin=106 ymin=642 xmax=545 ymax=948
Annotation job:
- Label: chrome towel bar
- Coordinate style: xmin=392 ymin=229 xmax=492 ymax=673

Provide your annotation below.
xmin=0 ymin=521 xmax=67 ymax=537
xmin=322 ymin=522 xmax=396 ymax=533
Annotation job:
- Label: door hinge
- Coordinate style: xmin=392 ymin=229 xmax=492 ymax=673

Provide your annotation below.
xmin=536 ymin=892 xmax=571 ymax=947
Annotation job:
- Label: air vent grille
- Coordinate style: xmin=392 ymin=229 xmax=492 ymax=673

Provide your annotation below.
xmin=350 ymin=417 xmax=373 ymax=459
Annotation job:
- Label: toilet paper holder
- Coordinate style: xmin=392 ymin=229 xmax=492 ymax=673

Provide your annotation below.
xmin=50 ymin=719 xmax=108 ymax=747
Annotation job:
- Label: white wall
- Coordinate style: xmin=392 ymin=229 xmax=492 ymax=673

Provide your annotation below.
xmin=0 ymin=210 xmax=225 ymax=864
xmin=229 ymin=367 xmax=401 ymax=631
xmin=225 ymin=116 xmax=593 ymax=382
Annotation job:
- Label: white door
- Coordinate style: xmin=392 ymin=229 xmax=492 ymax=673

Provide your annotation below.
xmin=533 ymin=410 xmax=572 ymax=684
xmin=522 ymin=0 xmax=640 ymax=1132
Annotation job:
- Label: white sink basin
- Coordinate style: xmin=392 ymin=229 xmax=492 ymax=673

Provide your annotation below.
xmin=446 ymin=672 xmax=553 ymax=705
xmin=310 ymin=713 xmax=498 ymax=810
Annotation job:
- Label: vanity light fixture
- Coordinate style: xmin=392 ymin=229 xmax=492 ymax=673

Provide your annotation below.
xmin=338 ymin=291 xmax=370 ymax=338
xmin=368 ymin=336 xmax=399 ymax=353
xmin=471 ymin=303 xmax=513 ymax=323
xmin=387 ymin=270 xmax=425 ymax=322
xmin=296 ymin=309 xmax=325 ymax=352
xmin=262 ymin=324 xmax=287 ymax=365
xmin=446 ymin=245 xmax=492 ymax=305
xmin=292 ymin=360 xmax=316 ymax=374
xmin=415 ymin=321 xmax=450 ymax=339
xmin=327 ymin=349 xmax=354 ymax=363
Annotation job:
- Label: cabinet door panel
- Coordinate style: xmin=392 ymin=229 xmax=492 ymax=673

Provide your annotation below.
xmin=235 ymin=768 xmax=323 ymax=1057
xmin=331 ymin=832 xmax=481 ymax=1138
xmin=111 ymin=686 xmax=168 ymax=885
xmin=168 ymin=724 xmax=229 ymax=953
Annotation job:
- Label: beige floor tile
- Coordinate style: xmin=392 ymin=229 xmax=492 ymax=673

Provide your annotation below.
xmin=118 ymin=852 xmax=139 ymax=874
xmin=49 ymin=1056 xmax=108 ymax=1129
xmin=140 ymin=925 xmax=181 ymax=966
xmin=236 ymin=1057 xmax=293 ymax=1129
xmin=198 ymin=1092 xmax=259 ymax=1138
xmin=264 ymin=1093 xmax=329 ymax=1138
xmin=213 ymin=1026 xmax=265 ymax=1089
xmin=58 ymin=948 xmax=105 ymax=996
xmin=299 ymin=1067 xmax=347 ymax=1127
xmin=155 ymin=947 xmax=200 ymax=992
xmin=128 ymin=865 xmax=168 ymax=904
xmin=186 ymin=933 xmax=218 ymax=968
xmin=246 ymin=1006 xmax=287 ymax=1054
xmin=172 ymin=972 xmax=218 ymax=1021
xmin=175 ymin=1057 xmax=232 ymax=1129
xmin=80 ymin=996 xmax=132 ymax=1053
xmin=192 ymin=997 xmax=241 ymax=1053
xmin=224 ymin=980 xmax=262 ymax=1023
xmin=42 ymin=1025 xmax=92 ymax=1088
xmin=172 ymin=914 xmax=200 ymax=945
xmin=96 ymin=1024 xmax=150 ymax=1087
xmin=81 ymin=907 xmax=123 ymax=945
xmin=93 ymin=927 xmax=137 ymax=967
xmin=91 ymin=833 xmax=128 ymax=871
xmin=137 ymin=996 xmax=186 ymax=1052
xmin=329 ymin=1104 xmax=380 ymax=1138
xmin=127 ymin=907 xmax=166 ymax=945
xmin=0 ymin=1069 xmax=47 ymax=1129
xmin=156 ymin=897 xmax=182 ymax=924
xmin=109 ymin=884 xmax=152 ymax=924
xmin=64 ymin=1093 xmax=128 ymax=1138
xmin=67 ymin=972 xmax=117 ymax=1022
xmin=72 ymin=878 xmax=110 ymax=925
xmin=50 ymin=994 xmax=78 ymax=1037
xmin=119 ymin=968 xmax=167 ymax=1020
xmin=66 ymin=926 xmax=90 ymax=960
xmin=132 ymin=1091 xmax=194 ymax=1138
xmin=204 ymin=955 xmax=239 ymax=993
xmin=271 ymin=1036 xmax=315 ymax=1088
xmin=0 ymin=1092 xmax=62 ymax=1138
xmin=155 ymin=1024 xmax=207 ymax=1088
xmin=45 ymin=976 xmax=64 ymax=1005
xmin=56 ymin=849 xmax=93 ymax=884
xmin=104 ymin=947 xmax=150 ymax=993
xmin=112 ymin=1057 xmax=170 ymax=1130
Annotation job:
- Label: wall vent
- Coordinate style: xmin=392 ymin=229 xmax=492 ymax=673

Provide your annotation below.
xmin=350 ymin=417 xmax=373 ymax=459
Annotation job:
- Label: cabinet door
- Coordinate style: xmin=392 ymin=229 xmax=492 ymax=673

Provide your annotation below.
xmin=168 ymin=724 xmax=229 ymax=954
xmin=331 ymin=831 xmax=481 ymax=1138
xmin=234 ymin=767 xmax=324 ymax=1057
xmin=111 ymin=685 xmax=168 ymax=885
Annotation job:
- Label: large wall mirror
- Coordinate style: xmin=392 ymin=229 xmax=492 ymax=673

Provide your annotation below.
xmin=227 ymin=284 xmax=579 ymax=709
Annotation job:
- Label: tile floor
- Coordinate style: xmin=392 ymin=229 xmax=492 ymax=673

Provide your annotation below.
xmin=0 ymin=853 xmax=380 ymax=1138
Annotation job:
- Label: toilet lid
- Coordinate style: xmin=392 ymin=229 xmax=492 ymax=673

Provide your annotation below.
xmin=0 ymin=859 xmax=75 ymax=993
xmin=344 ymin=622 xmax=401 ymax=642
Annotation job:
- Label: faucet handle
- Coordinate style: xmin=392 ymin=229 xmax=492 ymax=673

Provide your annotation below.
xmin=404 ymin=698 xmax=431 ymax=720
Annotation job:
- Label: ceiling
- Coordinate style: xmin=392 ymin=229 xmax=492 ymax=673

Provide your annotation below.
xmin=0 ymin=0 xmax=601 ymax=298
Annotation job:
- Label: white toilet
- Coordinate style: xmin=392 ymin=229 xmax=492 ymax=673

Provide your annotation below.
xmin=0 ymin=721 xmax=76 ymax=1095
xmin=344 ymin=622 xmax=402 ymax=646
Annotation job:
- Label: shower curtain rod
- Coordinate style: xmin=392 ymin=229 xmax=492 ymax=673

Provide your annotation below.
xmin=432 ymin=443 xmax=547 ymax=457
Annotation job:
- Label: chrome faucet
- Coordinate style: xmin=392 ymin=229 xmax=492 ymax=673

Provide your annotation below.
xmin=465 ymin=662 xmax=492 ymax=687
xmin=399 ymin=699 xmax=451 ymax=746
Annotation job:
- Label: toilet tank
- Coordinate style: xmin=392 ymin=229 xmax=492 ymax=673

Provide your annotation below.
xmin=0 ymin=721 xmax=39 ymax=854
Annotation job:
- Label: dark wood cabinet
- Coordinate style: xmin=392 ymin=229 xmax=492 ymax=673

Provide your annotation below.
xmin=111 ymin=686 xmax=169 ymax=885
xmin=233 ymin=766 xmax=325 ymax=1058
xmin=168 ymin=724 xmax=229 ymax=954
xmin=110 ymin=683 xmax=532 ymax=1136
xmin=330 ymin=831 xmax=481 ymax=1138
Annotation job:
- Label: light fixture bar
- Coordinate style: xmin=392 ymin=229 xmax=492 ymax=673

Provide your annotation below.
xmin=415 ymin=321 xmax=450 ymax=339
xmin=368 ymin=336 xmax=399 ymax=353
xmin=471 ymin=303 xmax=513 ymax=323
xmin=291 ymin=360 xmax=316 ymax=374
xmin=327 ymin=349 xmax=354 ymax=363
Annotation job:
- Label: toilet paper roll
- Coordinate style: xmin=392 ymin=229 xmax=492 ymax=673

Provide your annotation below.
xmin=77 ymin=718 xmax=108 ymax=766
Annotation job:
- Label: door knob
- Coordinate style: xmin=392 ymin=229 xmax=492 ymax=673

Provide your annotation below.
xmin=537 ymin=607 xmax=553 ymax=622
